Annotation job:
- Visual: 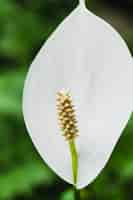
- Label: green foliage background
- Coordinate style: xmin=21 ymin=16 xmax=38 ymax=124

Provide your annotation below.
xmin=0 ymin=0 xmax=133 ymax=199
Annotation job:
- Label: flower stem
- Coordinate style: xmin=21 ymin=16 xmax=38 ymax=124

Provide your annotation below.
xmin=69 ymin=141 xmax=81 ymax=200
xmin=74 ymin=187 xmax=81 ymax=200
xmin=69 ymin=140 xmax=78 ymax=185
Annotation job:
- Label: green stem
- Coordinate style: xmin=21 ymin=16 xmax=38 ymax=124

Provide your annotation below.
xmin=69 ymin=140 xmax=78 ymax=185
xmin=69 ymin=140 xmax=80 ymax=200
xmin=74 ymin=186 xmax=81 ymax=200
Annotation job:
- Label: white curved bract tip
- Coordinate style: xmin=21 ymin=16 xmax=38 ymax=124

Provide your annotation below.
xmin=23 ymin=5 xmax=133 ymax=189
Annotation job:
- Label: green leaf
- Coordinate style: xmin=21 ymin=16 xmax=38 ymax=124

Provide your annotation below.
xmin=60 ymin=189 xmax=74 ymax=200
xmin=0 ymin=70 xmax=25 ymax=116
xmin=0 ymin=160 xmax=56 ymax=199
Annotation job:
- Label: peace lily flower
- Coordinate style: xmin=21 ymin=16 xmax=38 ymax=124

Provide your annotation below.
xmin=23 ymin=0 xmax=133 ymax=189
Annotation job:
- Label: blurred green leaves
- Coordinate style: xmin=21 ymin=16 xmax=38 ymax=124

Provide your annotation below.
xmin=60 ymin=189 xmax=74 ymax=200
xmin=0 ymin=69 xmax=57 ymax=200
xmin=0 ymin=70 xmax=24 ymax=116
xmin=0 ymin=160 xmax=56 ymax=199
xmin=0 ymin=1 xmax=44 ymax=64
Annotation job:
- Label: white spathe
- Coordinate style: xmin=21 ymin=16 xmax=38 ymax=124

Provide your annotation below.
xmin=23 ymin=0 xmax=133 ymax=189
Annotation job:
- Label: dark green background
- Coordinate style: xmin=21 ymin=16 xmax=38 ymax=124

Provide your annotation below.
xmin=0 ymin=0 xmax=133 ymax=199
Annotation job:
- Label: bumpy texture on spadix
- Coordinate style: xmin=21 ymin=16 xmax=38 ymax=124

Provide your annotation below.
xmin=57 ymin=91 xmax=79 ymax=141
xmin=23 ymin=0 xmax=133 ymax=189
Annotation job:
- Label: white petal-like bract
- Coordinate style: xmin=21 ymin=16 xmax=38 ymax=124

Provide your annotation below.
xmin=23 ymin=2 xmax=133 ymax=189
